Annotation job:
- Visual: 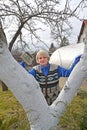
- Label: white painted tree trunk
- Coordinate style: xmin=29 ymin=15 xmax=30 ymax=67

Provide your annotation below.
xmin=0 ymin=25 xmax=87 ymax=130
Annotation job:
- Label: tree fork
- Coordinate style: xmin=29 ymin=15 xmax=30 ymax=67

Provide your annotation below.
xmin=0 ymin=20 xmax=87 ymax=130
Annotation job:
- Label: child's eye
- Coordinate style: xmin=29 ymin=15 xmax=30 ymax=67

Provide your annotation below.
xmin=39 ymin=57 xmax=42 ymax=59
xmin=39 ymin=57 xmax=47 ymax=59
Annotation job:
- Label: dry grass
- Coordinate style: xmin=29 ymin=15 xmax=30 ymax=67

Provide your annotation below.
xmin=58 ymin=78 xmax=87 ymax=130
xmin=0 ymin=78 xmax=87 ymax=130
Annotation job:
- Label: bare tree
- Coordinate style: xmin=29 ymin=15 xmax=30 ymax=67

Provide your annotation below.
xmin=0 ymin=0 xmax=87 ymax=51
xmin=0 ymin=17 xmax=87 ymax=130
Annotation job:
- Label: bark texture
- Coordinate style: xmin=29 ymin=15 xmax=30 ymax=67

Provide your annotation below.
xmin=0 ymin=22 xmax=87 ymax=130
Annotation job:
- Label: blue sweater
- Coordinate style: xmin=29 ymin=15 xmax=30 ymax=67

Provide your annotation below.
xmin=28 ymin=55 xmax=81 ymax=78
xmin=19 ymin=61 xmax=27 ymax=69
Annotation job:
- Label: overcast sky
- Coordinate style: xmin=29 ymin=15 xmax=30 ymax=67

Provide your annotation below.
xmin=69 ymin=12 xmax=87 ymax=44
xmin=61 ymin=0 xmax=87 ymax=44
xmin=4 ymin=0 xmax=87 ymax=51
xmin=34 ymin=0 xmax=87 ymax=50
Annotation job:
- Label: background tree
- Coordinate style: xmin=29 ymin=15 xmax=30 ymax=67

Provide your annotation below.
xmin=60 ymin=36 xmax=69 ymax=47
xmin=0 ymin=0 xmax=87 ymax=52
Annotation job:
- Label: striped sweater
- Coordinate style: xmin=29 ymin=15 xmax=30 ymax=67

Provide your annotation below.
xmin=33 ymin=64 xmax=60 ymax=105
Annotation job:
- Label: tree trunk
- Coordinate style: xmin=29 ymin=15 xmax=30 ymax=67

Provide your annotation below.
xmin=0 ymin=22 xmax=87 ymax=130
xmin=1 ymin=81 xmax=8 ymax=91
xmin=0 ymin=21 xmax=8 ymax=91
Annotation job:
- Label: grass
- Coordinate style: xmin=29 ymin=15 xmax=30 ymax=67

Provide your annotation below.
xmin=0 ymin=85 xmax=87 ymax=130
xmin=58 ymin=89 xmax=87 ymax=130
xmin=0 ymin=86 xmax=30 ymax=130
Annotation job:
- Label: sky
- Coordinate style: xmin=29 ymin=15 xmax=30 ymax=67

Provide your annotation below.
xmin=34 ymin=18 xmax=86 ymax=51
xmin=60 ymin=0 xmax=87 ymax=44
xmin=69 ymin=12 xmax=87 ymax=44
xmin=4 ymin=0 xmax=87 ymax=51
xmin=30 ymin=0 xmax=87 ymax=51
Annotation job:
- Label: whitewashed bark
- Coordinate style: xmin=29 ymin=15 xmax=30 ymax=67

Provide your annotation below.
xmin=0 ymin=24 xmax=87 ymax=130
xmin=0 ymin=34 xmax=59 ymax=129
xmin=50 ymin=41 xmax=87 ymax=118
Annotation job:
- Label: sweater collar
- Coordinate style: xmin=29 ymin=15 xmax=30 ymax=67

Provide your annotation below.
xmin=40 ymin=63 xmax=50 ymax=76
xmin=40 ymin=63 xmax=50 ymax=69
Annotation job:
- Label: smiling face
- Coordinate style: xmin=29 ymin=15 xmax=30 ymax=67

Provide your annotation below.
xmin=37 ymin=55 xmax=49 ymax=66
xmin=36 ymin=50 xmax=50 ymax=66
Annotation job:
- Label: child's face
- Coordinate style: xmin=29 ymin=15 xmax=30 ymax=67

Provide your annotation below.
xmin=37 ymin=54 xmax=49 ymax=66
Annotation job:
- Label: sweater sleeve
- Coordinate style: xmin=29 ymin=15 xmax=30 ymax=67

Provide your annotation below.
xmin=28 ymin=68 xmax=36 ymax=77
xmin=58 ymin=54 xmax=81 ymax=78
xmin=19 ymin=61 xmax=27 ymax=69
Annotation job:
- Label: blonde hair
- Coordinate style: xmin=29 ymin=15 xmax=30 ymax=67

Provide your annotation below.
xmin=36 ymin=50 xmax=50 ymax=63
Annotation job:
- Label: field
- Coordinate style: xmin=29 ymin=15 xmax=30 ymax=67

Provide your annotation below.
xmin=0 ymin=78 xmax=87 ymax=130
